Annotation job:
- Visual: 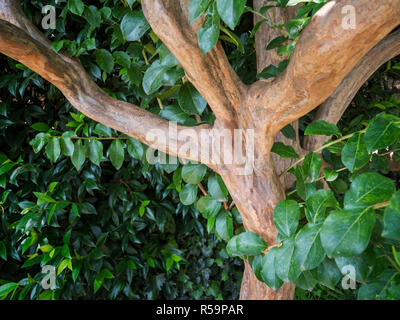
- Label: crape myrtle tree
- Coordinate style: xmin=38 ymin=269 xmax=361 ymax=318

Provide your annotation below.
xmin=1 ymin=0 xmax=400 ymax=300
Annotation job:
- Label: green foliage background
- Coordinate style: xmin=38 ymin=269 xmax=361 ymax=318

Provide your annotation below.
xmin=0 ymin=0 xmax=400 ymax=300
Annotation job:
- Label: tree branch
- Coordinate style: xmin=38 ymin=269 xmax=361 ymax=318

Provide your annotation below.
xmin=0 ymin=19 xmax=211 ymax=167
xmin=142 ymin=0 xmax=245 ymax=128
xmin=253 ymin=0 xmax=298 ymax=73
xmin=252 ymin=0 xmax=400 ymax=141
xmin=303 ymin=29 xmax=400 ymax=150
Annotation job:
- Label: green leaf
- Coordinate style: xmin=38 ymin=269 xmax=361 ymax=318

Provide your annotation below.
xmin=189 ymin=0 xmax=212 ymax=22
xmin=280 ymin=124 xmax=297 ymax=141
xmin=45 ymin=138 xmax=61 ymax=163
xmin=382 ymin=191 xmax=400 ymax=241
xmin=294 ymin=223 xmax=326 ymax=271
xmin=109 ymin=140 xmax=124 ymax=170
xmin=178 ymin=82 xmax=207 ymax=115
xmin=198 ymin=8 xmax=220 ymax=54
xmin=31 ymin=122 xmax=50 ymax=132
xmin=274 ymin=237 xmax=302 ymax=283
xmin=207 ymin=174 xmax=228 ymax=201
xmin=182 ymin=163 xmax=207 ymax=184
xmin=344 ymin=172 xmax=396 ymax=209
xmin=216 ymin=0 xmax=246 ymax=29
xmin=316 ymin=259 xmax=341 ymax=290
xmin=261 ymin=247 xmax=283 ymax=291
xmin=305 ymin=189 xmax=339 ymax=224
xmin=364 ymin=113 xmax=400 ymax=152
xmin=335 ymin=252 xmax=375 ymax=284
xmin=271 ymin=142 xmax=299 ymax=158
xmin=71 ymin=140 xmax=86 ymax=171
xmin=179 ymin=184 xmax=198 ymax=205
xmin=87 ymin=139 xmax=103 ymax=167
xmin=302 ymin=152 xmax=322 ymax=183
xmin=142 ymin=61 xmax=169 ymax=95
xmin=304 ymin=120 xmax=341 ymax=137
xmin=341 ymin=132 xmax=370 ymax=172
xmin=126 ymin=138 xmax=144 ymax=160
xmin=323 ymin=167 xmax=338 ymax=182
xmin=0 ymin=282 xmax=19 ymax=298
xmin=96 ymin=49 xmax=114 ymax=73
xmin=321 ymin=207 xmax=376 ymax=257
xmin=195 ymin=195 xmax=222 ymax=218
xmin=94 ymin=124 xmax=112 ymax=137
xmin=273 ymin=200 xmax=300 ymax=239
xmin=294 ymin=270 xmax=318 ymax=291
xmin=60 ymin=134 xmax=75 ymax=157
xmin=0 ymin=240 xmax=7 ymax=261
xmin=215 ymin=211 xmax=234 ymax=241
xmin=67 ymin=0 xmax=84 ymax=16
xmin=120 ymin=11 xmax=150 ymax=42
xmin=227 ymin=232 xmax=267 ymax=257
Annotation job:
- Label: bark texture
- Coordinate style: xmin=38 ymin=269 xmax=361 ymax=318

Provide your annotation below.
xmin=1 ymin=0 xmax=400 ymax=300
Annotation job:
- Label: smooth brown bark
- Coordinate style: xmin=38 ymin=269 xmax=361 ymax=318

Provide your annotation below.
xmin=1 ymin=0 xmax=400 ymax=301
xmin=303 ymin=29 xmax=400 ymax=150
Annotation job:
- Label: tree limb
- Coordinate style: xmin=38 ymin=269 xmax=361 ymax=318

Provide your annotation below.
xmin=303 ymin=29 xmax=400 ymax=150
xmin=0 ymin=19 xmax=212 ymax=167
xmin=142 ymin=0 xmax=245 ymax=128
xmin=252 ymin=0 xmax=400 ymax=143
xmin=253 ymin=0 xmax=299 ymax=73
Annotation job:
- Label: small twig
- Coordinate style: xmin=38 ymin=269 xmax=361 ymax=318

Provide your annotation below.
xmin=197 ymin=183 xmax=207 ymax=196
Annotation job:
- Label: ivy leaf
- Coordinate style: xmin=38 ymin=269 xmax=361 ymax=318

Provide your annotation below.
xmin=108 ymin=140 xmax=124 ymax=170
xmin=182 ymin=163 xmax=207 ymax=184
xmin=179 ymin=184 xmax=198 ymax=205
xmin=305 ymin=189 xmax=339 ymax=224
xmin=344 ymin=172 xmax=396 ymax=209
xmin=216 ymin=0 xmax=246 ymax=29
xmin=364 ymin=113 xmax=400 ymax=152
xmin=304 ymin=120 xmax=341 ymax=137
xmin=96 ymin=49 xmax=114 ymax=73
xmin=274 ymin=237 xmax=302 ymax=283
xmin=271 ymin=142 xmax=299 ymax=158
xmin=227 ymin=232 xmax=267 ymax=257
xmin=294 ymin=223 xmax=326 ymax=271
xmin=195 ymin=195 xmax=222 ymax=218
xmin=178 ymin=82 xmax=207 ymax=115
xmin=261 ymin=247 xmax=283 ymax=291
xmin=341 ymin=132 xmax=370 ymax=172
xmin=294 ymin=270 xmax=318 ymax=291
xmin=273 ymin=200 xmax=300 ymax=239
xmin=321 ymin=207 xmax=376 ymax=258
xmin=382 ymin=191 xmax=400 ymax=241
xmin=120 ymin=11 xmax=150 ymax=42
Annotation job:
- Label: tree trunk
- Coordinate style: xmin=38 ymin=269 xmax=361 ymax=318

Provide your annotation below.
xmin=218 ymin=155 xmax=295 ymax=300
